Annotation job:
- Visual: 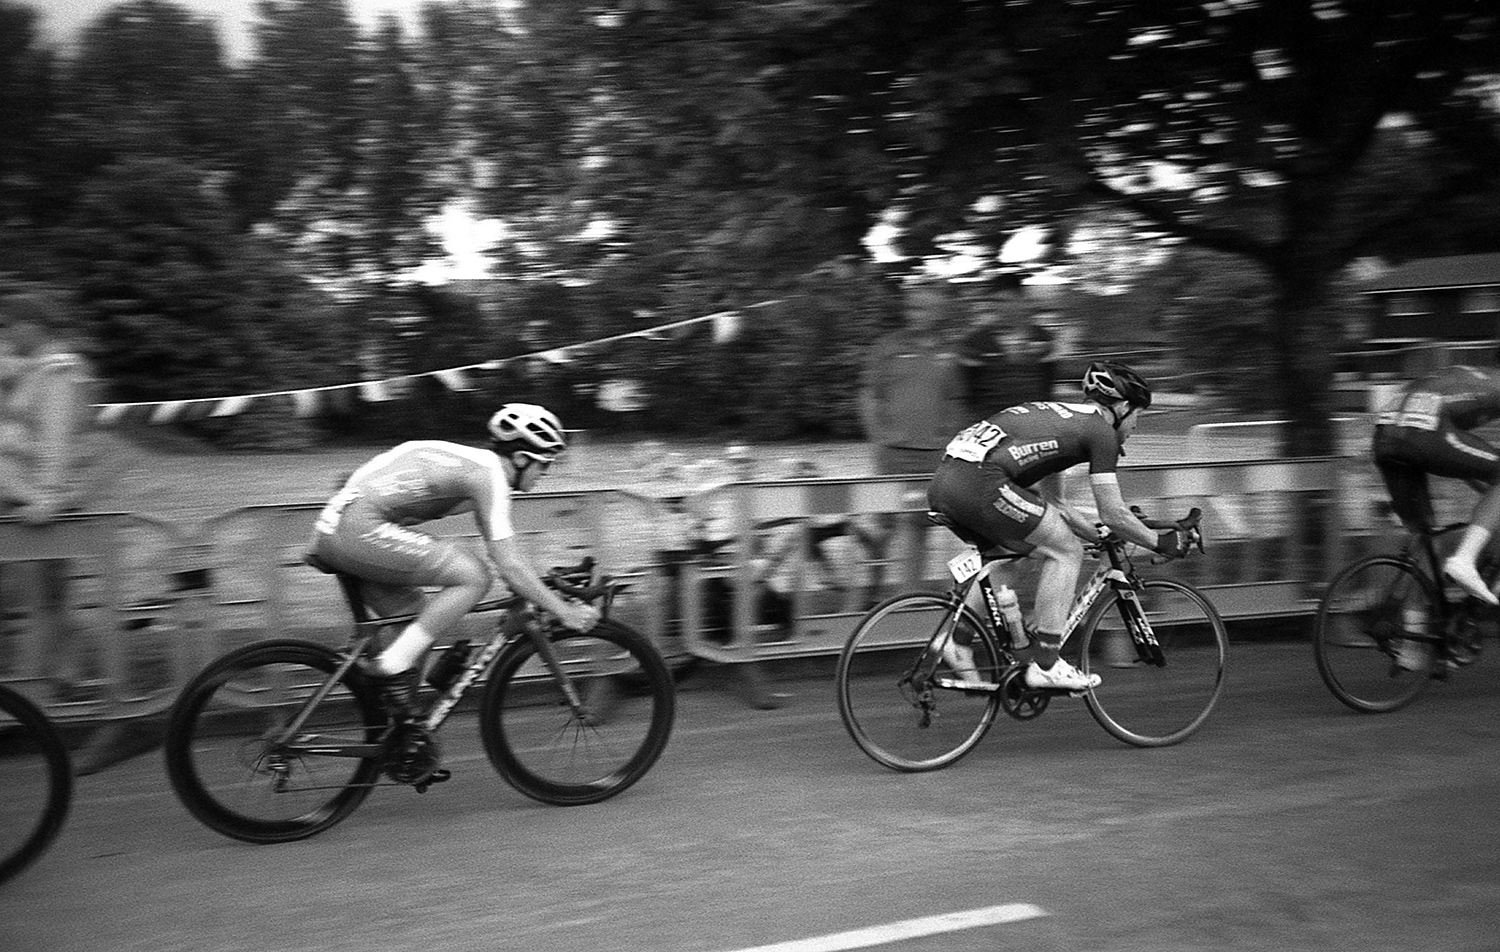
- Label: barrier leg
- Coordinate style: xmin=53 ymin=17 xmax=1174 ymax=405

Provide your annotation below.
xmin=677 ymin=561 xmax=784 ymax=710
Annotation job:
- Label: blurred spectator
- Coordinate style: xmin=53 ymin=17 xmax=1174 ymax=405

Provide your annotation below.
xmin=858 ymin=279 xmax=968 ymax=594
xmin=1026 ymin=309 xmax=1063 ymax=400
xmin=0 ymin=292 xmax=115 ymax=701
xmin=958 ymin=296 xmax=1036 ymax=418
xmin=858 ymin=279 xmax=969 ymax=475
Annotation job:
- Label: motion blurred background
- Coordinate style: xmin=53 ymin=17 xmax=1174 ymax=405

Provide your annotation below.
xmin=3 ymin=0 xmax=1499 ymax=456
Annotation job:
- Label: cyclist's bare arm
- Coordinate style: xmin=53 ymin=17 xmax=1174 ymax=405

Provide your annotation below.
xmin=470 ymin=461 xmax=598 ymax=632
xmin=1089 ymin=472 xmax=1160 ymax=549
xmin=488 ymin=534 xmax=599 ymax=632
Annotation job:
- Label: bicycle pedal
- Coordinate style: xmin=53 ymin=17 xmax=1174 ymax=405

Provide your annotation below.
xmin=414 ymin=769 xmax=451 ymax=793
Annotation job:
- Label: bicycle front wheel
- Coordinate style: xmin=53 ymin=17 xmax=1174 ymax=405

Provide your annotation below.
xmin=0 ymin=685 xmax=72 ymax=884
xmin=164 ymin=640 xmax=385 ymax=844
xmin=1313 ymin=556 xmax=1436 ymax=713
xmin=1078 ymin=579 xmax=1228 ymax=747
xmin=480 ymin=619 xmax=675 ymax=806
xmin=835 ymin=592 xmax=1004 ymax=772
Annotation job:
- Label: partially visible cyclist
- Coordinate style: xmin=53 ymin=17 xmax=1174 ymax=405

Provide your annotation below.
xmin=1373 ymin=353 xmax=1500 ymax=612
xmin=927 ymin=361 xmax=1192 ymax=691
xmin=306 ymin=403 xmax=599 ymax=718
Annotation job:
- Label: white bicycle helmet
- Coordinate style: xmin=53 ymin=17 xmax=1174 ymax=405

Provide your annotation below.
xmin=487 ymin=403 xmax=566 ymax=456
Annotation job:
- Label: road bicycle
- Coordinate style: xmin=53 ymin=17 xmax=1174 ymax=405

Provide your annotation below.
xmin=836 ymin=508 xmax=1226 ymax=772
xmin=164 ymin=557 xmax=675 ymax=844
xmin=1313 ymin=521 xmax=1489 ymax=713
xmin=0 ymin=683 xmax=73 ymax=884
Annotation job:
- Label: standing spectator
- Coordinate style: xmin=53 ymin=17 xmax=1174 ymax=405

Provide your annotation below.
xmin=958 ymin=297 xmax=1037 ymax=420
xmin=858 ymin=279 xmax=969 ymax=475
xmin=1026 ymin=309 xmax=1062 ymax=400
xmin=858 ymin=278 xmax=968 ymax=594
xmin=0 ymin=292 xmax=114 ymax=701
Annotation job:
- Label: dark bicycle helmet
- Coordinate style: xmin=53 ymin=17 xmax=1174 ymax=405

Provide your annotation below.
xmin=1081 ymin=360 xmax=1152 ymax=410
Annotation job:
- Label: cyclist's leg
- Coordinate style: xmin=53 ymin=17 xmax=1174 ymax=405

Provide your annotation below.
xmin=1025 ymin=509 xmax=1085 ymax=650
xmin=309 ymin=512 xmax=492 ymax=699
xmin=1373 ymin=429 xmax=1435 ymax=533
xmin=1423 ymin=430 xmax=1500 ymax=604
xmin=1018 ymin=510 xmax=1096 ymax=688
xmin=927 ymin=463 xmax=1020 ymax=680
xmin=929 ymin=464 xmax=1086 ymax=684
xmin=928 ymin=461 xmax=1030 ymax=610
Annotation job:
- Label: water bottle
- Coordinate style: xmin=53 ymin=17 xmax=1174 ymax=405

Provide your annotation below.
xmin=995 ymin=585 xmax=1028 ymax=648
xmin=427 ymin=639 xmax=472 ymax=692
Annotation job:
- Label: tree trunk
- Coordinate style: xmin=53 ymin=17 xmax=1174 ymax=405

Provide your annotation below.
xmin=1271 ymin=272 xmax=1338 ymax=457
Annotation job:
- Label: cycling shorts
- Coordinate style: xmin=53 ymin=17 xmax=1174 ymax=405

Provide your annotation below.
xmin=1373 ymin=423 xmax=1500 ymax=529
xmin=926 ymin=455 xmax=1046 ymax=556
xmin=307 ymin=502 xmax=482 ymax=597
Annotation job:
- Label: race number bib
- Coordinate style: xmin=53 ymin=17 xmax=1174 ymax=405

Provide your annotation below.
xmin=947 ymin=548 xmax=983 ymax=584
xmin=1394 ymin=391 xmax=1441 ymax=431
xmin=944 ymin=421 xmax=1006 ymax=463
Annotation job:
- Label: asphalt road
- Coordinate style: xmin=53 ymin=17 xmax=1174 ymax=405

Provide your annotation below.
xmin=3 ymin=640 xmax=1498 ymax=952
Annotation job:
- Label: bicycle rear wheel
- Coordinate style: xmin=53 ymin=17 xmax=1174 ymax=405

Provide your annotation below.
xmin=835 ymin=592 xmax=1004 ymax=772
xmin=480 ymin=619 xmax=675 ymax=805
xmin=1313 ymin=556 xmax=1436 ymax=713
xmin=1078 ymin=579 xmax=1228 ymax=747
xmin=164 ymin=640 xmax=385 ymax=844
xmin=0 ymin=685 xmax=72 ymax=884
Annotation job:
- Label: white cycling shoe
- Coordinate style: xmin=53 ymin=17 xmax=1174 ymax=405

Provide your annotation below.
xmin=1441 ymin=557 xmax=1500 ymax=606
xmin=1024 ymin=658 xmax=1101 ymax=691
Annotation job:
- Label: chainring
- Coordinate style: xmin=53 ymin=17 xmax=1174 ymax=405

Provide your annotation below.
xmin=383 ymin=723 xmax=444 ymax=785
xmin=998 ymin=665 xmax=1050 ymax=720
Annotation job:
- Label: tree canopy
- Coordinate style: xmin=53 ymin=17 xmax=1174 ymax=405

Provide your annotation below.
xmin=2 ymin=0 xmax=1498 ymax=450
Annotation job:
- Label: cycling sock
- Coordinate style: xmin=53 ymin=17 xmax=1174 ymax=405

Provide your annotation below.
xmin=376 ymin=623 xmax=434 ymax=675
xmin=1451 ymin=525 xmax=1493 ymax=566
xmin=1032 ymin=631 xmax=1062 ymax=668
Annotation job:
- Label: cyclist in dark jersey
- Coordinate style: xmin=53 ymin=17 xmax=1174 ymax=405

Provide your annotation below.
xmin=307 ymin=403 xmax=599 ymax=717
xmin=1373 ymin=360 xmax=1500 ymax=607
xmin=928 ymin=361 xmax=1191 ymax=691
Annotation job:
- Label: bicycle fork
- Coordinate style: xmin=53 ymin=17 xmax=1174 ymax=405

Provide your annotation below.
xmin=1060 ymin=567 xmax=1164 ymax=668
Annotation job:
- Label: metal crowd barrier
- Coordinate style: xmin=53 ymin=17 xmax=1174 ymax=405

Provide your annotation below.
xmin=0 ymin=454 xmax=1449 ymax=720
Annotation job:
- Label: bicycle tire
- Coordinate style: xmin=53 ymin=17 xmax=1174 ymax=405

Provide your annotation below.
xmin=835 ymin=591 xmax=1004 ymax=772
xmin=1313 ymin=555 xmax=1436 ymax=713
xmin=0 ymin=685 xmax=72 ymax=884
xmin=480 ymin=619 xmax=675 ymax=805
xmin=1077 ymin=579 xmax=1228 ymax=747
xmin=164 ymin=640 xmax=384 ymax=844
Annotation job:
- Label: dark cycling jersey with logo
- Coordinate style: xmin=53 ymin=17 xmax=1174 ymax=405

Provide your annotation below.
xmin=1376 ymin=365 xmax=1500 ymax=433
xmin=941 ymin=400 xmax=1122 ymax=485
xmin=1373 ymin=366 xmax=1500 ymax=527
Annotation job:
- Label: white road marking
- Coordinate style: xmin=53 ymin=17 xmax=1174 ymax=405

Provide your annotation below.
xmin=722 ymin=903 xmax=1048 ymax=952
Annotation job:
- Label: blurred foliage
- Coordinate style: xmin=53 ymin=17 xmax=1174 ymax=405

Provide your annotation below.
xmin=0 ymin=0 xmax=1497 ymax=452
